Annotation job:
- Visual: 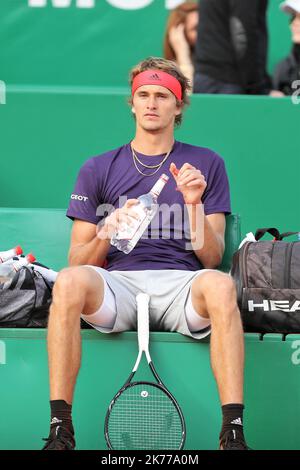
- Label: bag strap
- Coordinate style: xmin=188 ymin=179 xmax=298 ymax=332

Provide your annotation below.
xmin=278 ymin=231 xmax=299 ymax=241
xmin=24 ymin=267 xmax=38 ymax=327
xmin=255 ymin=228 xmax=281 ymax=241
xmin=255 ymin=228 xmax=299 ymax=242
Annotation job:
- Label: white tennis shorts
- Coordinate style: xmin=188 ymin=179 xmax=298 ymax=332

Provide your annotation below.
xmin=81 ymin=268 xmax=213 ymax=340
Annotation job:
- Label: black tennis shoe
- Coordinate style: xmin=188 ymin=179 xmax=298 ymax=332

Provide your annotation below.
xmin=42 ymin=425 xmax=75 ymax=450
xmin=219 ymin=429 xmax=249 ymax=450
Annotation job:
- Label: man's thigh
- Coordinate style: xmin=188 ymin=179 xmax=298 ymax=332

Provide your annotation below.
xmin=146 ymin=269 xmax=213 ymax=340
xmin=80 ymin=267 xmax=141 ymax=333
xmin=56 ymin=265 xmax=105 ymax=315
xmin=190 ymin=269 xmax=230 ymax=317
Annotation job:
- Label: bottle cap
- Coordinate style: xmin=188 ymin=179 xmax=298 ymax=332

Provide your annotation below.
xmin=15 ymin=246 xmax=23 ymax=255
xmin=26 ymin=253 xmax=36 ymax=263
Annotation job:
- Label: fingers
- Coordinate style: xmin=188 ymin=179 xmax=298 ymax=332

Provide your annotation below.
xmin=169 ymin=162 xmax=179 ymax=175
xmin=178 ymin=163 xmax=196 ymax=177
xmin=186 ymin=178 xmax=207 ymax=188
xmin=177 ymin=168 xmax=203 ymax=186
xmin=116 ymin=214 xmax=137 ymax=234
xmin=170 ymin=163 xmax=206 ymax=192
xmin=177 ymin=169 xmax=195 ymax=185
xmin=100 ymin=199 xmax=140 ymax=239
xmin=169 ymin=23 xmax=185 ymax=37
xmin=125 ymin=198 xmax=139 ymax=207
xmin=122 ymin=199 xmax=140 ymax=221
xmin=175 ymin=23 xmax=184 ymax=31
xmin=171 ymin=163 xmax=196 ymax=180
xmin=169 ymin=163 xmax=179 ymax=188
xmin=123 ymin=200 xmax=140 ymax=219
xmin=103 ymin=214 xmax=133 ymax=239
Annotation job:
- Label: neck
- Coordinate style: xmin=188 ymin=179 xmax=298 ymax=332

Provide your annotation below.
xmin=132 ymin=127 xmax=175 ymax=155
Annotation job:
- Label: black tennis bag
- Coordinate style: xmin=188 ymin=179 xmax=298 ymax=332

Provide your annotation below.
xmin=231 ymin=228 xmax=300 ymax=334
xmin=0 ymin=264 xmax=53 ymax=328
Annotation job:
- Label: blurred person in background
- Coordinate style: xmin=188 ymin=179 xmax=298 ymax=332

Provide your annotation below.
xmin=193 ymin=0 xmax=272 ymax=95
xmin=272 ymin=0 xmax=300 ymax=95
xmin=163 ymin=2 xmax=199 ymax=88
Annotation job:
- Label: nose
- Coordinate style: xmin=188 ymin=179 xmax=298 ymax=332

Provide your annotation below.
xmin=146 ymin=96 xmax=157 ymax=110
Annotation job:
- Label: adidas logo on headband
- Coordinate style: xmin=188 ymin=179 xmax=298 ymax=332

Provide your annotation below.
xmin=148 ymin=73 xmax=161 ymax=81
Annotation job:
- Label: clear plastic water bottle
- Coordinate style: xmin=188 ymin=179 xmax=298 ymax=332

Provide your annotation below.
xmin=0 ymin=253 xmax=36 ymax=284
xmin=0 ymin=246 xmax=23 ymax=263
xmin=111 ymin=173 xmax=169 ymax=254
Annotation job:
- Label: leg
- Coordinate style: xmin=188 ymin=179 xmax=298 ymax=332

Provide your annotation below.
xmin=189 ymin=271 xmax=249 ymax=449
xmin=190 ymin=271 xmax=244 ymax=405
xmin=47 ymin=266 xmax=105 ymax=404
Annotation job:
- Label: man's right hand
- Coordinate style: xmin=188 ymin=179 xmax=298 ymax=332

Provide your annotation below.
xmin=97 ymin=199 xmax=140 ymax=241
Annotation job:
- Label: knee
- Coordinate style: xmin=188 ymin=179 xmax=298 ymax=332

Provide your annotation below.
xmin=193 ymin=273 xmax=238 ymax=326
xmin=53 ymin=267 xmax=89 ymax=303
xmin=214 ymin=273 xmax=237 ymax=301
xmin=194 ymin=271 xmax=237 ymax=305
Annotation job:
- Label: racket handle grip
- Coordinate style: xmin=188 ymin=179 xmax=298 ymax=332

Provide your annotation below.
xmin=136 ymin=293 xmax=150 ymax=353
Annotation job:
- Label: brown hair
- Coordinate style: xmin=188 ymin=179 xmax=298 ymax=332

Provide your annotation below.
xmin=163 ymin=1 xmax=198 ymax=61
xmin=128 ymin=56 xmax=191 ymax=127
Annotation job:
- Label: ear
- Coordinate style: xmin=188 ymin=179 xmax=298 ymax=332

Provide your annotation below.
xmin=175 ymin=100 xmax=183 ymax=116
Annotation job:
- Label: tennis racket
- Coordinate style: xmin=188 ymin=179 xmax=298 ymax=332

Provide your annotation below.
xmin=104 ymin=292 xmax=186 ymax=450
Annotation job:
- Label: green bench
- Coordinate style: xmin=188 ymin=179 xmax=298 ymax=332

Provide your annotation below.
xmin=0 ymin=208 xmax=299 ymax=450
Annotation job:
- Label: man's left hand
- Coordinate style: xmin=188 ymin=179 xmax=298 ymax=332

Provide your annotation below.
xmin=169 ymin=162 xmax=207 ymax=205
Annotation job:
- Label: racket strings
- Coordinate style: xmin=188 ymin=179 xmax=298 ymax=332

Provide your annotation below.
xmin=107 ymin=383 xmax=184 ymax=450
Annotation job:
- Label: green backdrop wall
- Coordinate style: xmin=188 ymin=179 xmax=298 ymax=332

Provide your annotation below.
xmin=0 ymin=0 xmax=299 ymax=239
xmin=0 ymin=0 xmax=293 ymax=88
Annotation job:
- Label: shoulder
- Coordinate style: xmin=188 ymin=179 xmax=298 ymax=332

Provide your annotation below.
xmin=177 ymin=141 xmax=224 ymax=165
xmin=82 ymin=144 xmax=128 ymax=170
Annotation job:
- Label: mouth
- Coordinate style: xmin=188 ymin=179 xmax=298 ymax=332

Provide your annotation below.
xmin=144 ymin=114 xmax=159 ymax=118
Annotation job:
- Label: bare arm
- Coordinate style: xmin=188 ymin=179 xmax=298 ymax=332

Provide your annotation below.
xmin=169 ymin=162 xmax=226 ymax=269
xmin=68 ymin=219 xmax=111 ymax=267
xmin=68 ymin=198 xmax=140 ymax=267
xmin=186 ymin=204 xmax=225 ymax=268
xmin=168 ymin=23 xmax=194 ymax=88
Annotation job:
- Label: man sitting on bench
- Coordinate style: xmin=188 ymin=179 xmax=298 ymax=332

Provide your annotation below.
xmin=42 ymin=57 xmax=249 ymax=451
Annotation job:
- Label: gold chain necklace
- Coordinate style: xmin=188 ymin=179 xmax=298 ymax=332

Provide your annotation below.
xmin=131 ymin=145 xmax=172 ymax=177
